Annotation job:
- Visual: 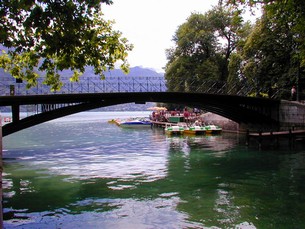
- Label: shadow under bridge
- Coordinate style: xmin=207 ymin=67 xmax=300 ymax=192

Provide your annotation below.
xmin=0 ymin=92 xmax=281 ymax=136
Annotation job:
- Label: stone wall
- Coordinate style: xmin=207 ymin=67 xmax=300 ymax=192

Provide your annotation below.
xmin=201 ymin=112 xmax=239 ymax=132
xmin=202 ymin=101 xmax=305 ymax=132
xmin=279 ymin=100 xmax=305 ymax=130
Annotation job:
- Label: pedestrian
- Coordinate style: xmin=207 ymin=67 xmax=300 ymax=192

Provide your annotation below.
xmin=183 ymin=107 xmax=190 ymax=122
xmin=291 ymin=86 xmax=297 ymax=101
xmin=152 ymin=111 xmax=156 ymax=120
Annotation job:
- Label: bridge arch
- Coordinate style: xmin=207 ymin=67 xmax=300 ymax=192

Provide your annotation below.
xmin=1 ymin=92 xmax=281 ymax=136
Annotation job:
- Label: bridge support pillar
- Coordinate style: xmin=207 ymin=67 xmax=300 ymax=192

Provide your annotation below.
xmin=278 ymin=101 xmax=305 ymax=130
xmin=238 ymin=122 xmax=279 ymax=133
xmin=12 ymin=105 xmax=20 ymax=122
xmin=238 ymin=123 xmax=250 ymax=133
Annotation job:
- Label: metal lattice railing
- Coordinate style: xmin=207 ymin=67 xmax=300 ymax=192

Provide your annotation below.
xmin=0 ymin=76 xmax=167 ymax=95
xmin=0 ymin=75 xmax=289 ymax=99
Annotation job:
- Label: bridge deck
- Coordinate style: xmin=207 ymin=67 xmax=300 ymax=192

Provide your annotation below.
xmin=0 ymin=92 xmax=283 ymax=136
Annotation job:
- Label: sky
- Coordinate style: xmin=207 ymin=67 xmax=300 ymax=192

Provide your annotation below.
xmin=103 ymin=0 xmax=220 ymax=72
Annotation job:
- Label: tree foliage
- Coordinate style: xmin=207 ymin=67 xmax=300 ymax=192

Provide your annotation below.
xmin=165 ymin=0 xmax=305 ymax=99
xmin=226 ymin=0 xmax=305 ymax=98
xmin=241 ymin=15 xmax=296 ymax=97
xmin=165 ymin=3 xmax=250 ymax=92
xmin=0 ymin=0 xmax=133 ymax=90
xmin=165 ymin=13 xmax=218 ymax=92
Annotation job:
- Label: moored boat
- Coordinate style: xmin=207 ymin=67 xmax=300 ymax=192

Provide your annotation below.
xmin=164 ymin=124 xmax=185 ymax=135
xmin=204 ymin=124 xmax=222 ymax=134
xmin=117 ymin=118 xmax=152 ymax=128
xmin=184 ymin=125 xmax=206 ymax=135
xmin=108 ymin=119 xmax=120 ymax=124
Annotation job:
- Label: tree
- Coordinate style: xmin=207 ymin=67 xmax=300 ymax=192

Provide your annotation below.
xmin=227 ymin=0 xmax=305 ymax=99
xmin=165 ymin=12 xmax=219 ymax=92
xmin=206 ymin=3 xmax=247 ymax=81
xmin=164 ymin=3 xmax=249 ymax=93
xmin=0 ymin=0 xmax=133 ymax=90
xmin=227 ymin=21 xmax=252 ymax=94
xmin=242 ymin=16 xmax=296 ymax=98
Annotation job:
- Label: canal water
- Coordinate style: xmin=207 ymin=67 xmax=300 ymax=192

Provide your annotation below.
xmin=2 ymin=112 xmax=305 ymax=229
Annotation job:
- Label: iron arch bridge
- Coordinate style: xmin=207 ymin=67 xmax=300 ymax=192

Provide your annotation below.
xmin=0 ymin=92 xmax=281 ymax=136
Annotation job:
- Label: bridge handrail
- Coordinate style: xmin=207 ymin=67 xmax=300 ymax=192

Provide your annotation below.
xmin=0 ymin=75 xmax=299 ymax=100
xmin=0 ymin=76 xmax=167 ymax=95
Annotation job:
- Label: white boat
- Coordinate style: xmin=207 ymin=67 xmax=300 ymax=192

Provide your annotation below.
xmin=184 ymin=125 xmax=206 ymax=135
xmin=204 ymin=124 xmax=222 ymax=134
xmin=164 ymin=124 xmax=185 ymax=135
xmin=117 ymin=118 xmax=152 ymax=128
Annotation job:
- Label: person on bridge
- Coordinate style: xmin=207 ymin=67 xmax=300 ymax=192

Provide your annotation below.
xmin=291 ymin=86 xmax=297 ymax=101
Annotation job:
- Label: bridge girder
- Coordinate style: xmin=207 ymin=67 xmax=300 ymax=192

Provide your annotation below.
xmin=0 ymin=92 xmax=281 ymax=136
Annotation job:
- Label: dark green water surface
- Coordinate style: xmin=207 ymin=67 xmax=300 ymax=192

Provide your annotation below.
xmin=2 ymin=112 xmax=305 ymax=228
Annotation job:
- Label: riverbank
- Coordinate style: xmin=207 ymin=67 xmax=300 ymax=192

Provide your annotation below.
xmin=201 ymin=112 xmax=239 ymax=132
xmin=150 ymin=110 xmax=239 ymax=132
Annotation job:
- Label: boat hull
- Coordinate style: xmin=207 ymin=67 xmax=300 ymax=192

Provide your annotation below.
xmin=204 ymin=125 xmax=222 ymax=135
xmin=117 ymin=118 xmax=152 ymax=128
xmin=184 ymin=126 xmax=206 ymax=135
xmin=184 ymin=130 xmax=206 ymax=135
xmin=120 ymin=124 xmax=152 ymax=128
xmin=120 ymin=122 xmax=152 ymax=128
xmin=165 ymin=125 xmax=185 ymax=135
xmin=205 ymin=130 xmax=222 ymax=134
xmin=165 ymin=130 xmax=184 ymax=135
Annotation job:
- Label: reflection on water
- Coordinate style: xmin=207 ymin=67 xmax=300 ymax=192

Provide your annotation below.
xmin=2 ymin=112 xmax=305 ymax=228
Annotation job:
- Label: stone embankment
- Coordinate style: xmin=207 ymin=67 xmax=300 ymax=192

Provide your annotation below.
xmin=201 ymin=112 xmax=238 ymax=132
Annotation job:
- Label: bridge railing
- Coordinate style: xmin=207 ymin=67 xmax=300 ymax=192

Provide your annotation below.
xmin=0 ymin=75 xmax=290 ymax=100
xmin=165 ymin=79 xmax=283 ymax=98
xmin=0 ymin=76 xmax=167 ymax=95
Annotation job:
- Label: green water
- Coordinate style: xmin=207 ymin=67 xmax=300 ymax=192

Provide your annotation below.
xmin=2 ymin=112 xmax=305 ymax=228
